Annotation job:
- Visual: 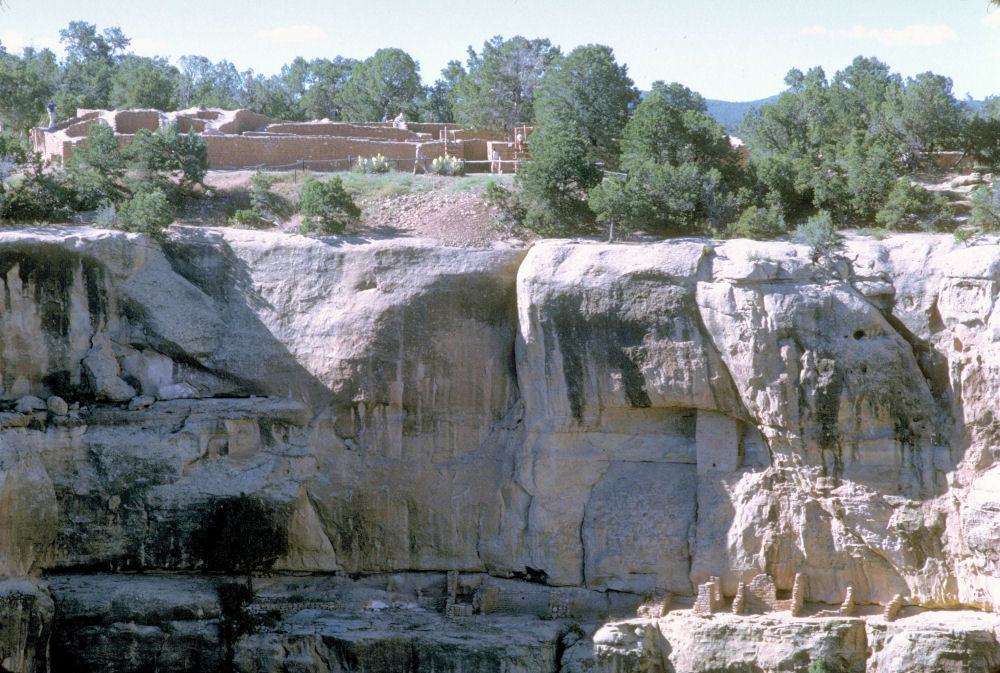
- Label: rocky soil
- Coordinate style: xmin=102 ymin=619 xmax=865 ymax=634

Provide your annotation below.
xmin=187 ymin=170 xmax=531 ymax=248
xmin=1 ymin=225 xmax=1000 ymax=671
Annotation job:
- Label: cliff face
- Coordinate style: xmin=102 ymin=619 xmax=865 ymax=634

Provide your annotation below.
xmin=2 ymin=227 xmax=1000 ymax=672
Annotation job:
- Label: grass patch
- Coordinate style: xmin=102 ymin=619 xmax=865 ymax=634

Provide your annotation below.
xmin=446 ymin=174 xmax=513 ymax=194
xmin=282 ymin=170 xmax=514 ymax=202
xmin=337 ymin=171 xmax=435 ymax=200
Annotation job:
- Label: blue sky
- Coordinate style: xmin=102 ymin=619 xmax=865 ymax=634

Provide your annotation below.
xmin=1 ymin=0 xmax=998 ymax=101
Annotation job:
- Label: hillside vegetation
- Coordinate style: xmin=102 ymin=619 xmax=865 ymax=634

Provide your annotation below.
xmin=0 ymin=25 xmax=998 ymax=243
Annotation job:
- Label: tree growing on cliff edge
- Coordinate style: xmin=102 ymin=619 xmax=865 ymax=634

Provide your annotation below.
xmin=66 ymin=122 xmax=128 ymax=208
xmin=740 ymin=56 xmax=966 ymax=226
xmin=512 ymin=44 xmax=636 ymax=233
xmin=589 ymin=81 xmax=743 ymax=237
xmin=516 ymin=120 xmax=602 ymax=233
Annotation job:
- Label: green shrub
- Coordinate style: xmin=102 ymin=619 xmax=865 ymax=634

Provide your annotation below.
xmin=969 ymin=179 xmax=1000 ymax=231
xmin=959 ymin=116 xmax=1000 ymax=172
xmin=229 ymin=208 xmax=264 ymax=228
xmin=748 ymin=154 xmax=815 ymax=222
xmin=793 ymin=210 xmax=843 ymax=263
xmin=95 ymin=204 xmax=118 ymax=227
xmin=876 ymin=180 xmax=954 ymax=231
xmin=229 ymin=171 xmax=288 ymax=228
xmin=249 ymin=172 xmax=283 ymax=218
xmin=0 ymin=156 xmax=75 ymax=223
xmin=842 ymin=140 xmax=898 ymax=222
xmin=856 ymin=227 xmax=888 ymax=240
xmin=589 ymin=174 xmax=641 ymax=240
xmin=0 ymin=130 xmax=30 ymax=165
xmin=430 ymin=155 xmax=466 ymax=176
xmin=298 ymin=176 xmax=360 ymax=235
xmin=808 ymin=659 xmax=829 ymax=673
xmin=116 ymin=187 xmax=173 ymax=239
xmin=484 ymin=181 xmax=526 ymax=229
xmin=126 ymin=125 xmax=207 ymax=188
xmin=726 ymin=205 xmax=788 ymax=240
xmin=587 ymin=160 xmax=738 ymax=237
xmin=516 ymin=120 xmax=602 ymax=234
xmin=354 ymin=153 xmax=391 ymax=174
xmin=66 ymin=123 xmax=128 ymax=209
xmin=954 ymin=227 xmax=979 ymax=245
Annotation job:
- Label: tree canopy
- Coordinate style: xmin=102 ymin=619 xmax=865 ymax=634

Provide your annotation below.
xmin=589 ymin=81 xmax=742 ymax=236
xmin=450 ymin=35 xmax=559 ymax=137
xmin=1 ymin=20 xmax=999 ymax=237
xmin=534 ymin=44 xmax=638 ymax=169
xmin=337 ymin=48 xmax=423 ymax=121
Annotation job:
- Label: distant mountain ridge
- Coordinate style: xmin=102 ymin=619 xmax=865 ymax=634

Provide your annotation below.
xmin=705 ymin=95 xmax=780 ymax=134
xmin=704 ymin=95 xmax=988 ymax=136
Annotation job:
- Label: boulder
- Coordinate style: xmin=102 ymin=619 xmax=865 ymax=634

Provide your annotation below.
xmin=13 ymin=397 xmax=45 ymax=414
xmin=126 ymin=395 xmax=155 ymax=411
xmin=45 ymin=396 xmax=68 ymax=416
xmin=81 ymin=333 xmax=135 ymax=402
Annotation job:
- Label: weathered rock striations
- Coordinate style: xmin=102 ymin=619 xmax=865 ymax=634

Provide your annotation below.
xmin=2 ymin=227 xmax=1000 ymax=671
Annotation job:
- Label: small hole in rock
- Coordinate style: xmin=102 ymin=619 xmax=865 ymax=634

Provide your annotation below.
xmin=853 ymin=329 xmax=865 ymax=340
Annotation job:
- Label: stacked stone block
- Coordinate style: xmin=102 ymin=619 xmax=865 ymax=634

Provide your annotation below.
xmin=473 ymin=586 xmax=499 ymax=615
xmin=732 ymin=582 xmax=747 ymax=615
xmin=637 ymin=592 xmax=671 ymax=618
xmin=790 ymin=573 xmax=806 ymax=617
xmin=745 ymin=574 xmax=779 ymax=614
xmin=839 ymin=586 xmax=855 ymax=616
xmin=693 ymin=577 xmax=723 ymax=615
xmin=884 ymin=594 xmax=904 ymax=621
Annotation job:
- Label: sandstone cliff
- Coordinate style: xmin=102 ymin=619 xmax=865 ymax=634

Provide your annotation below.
xmin=2 ymin=226 xmax=1000 ymax=672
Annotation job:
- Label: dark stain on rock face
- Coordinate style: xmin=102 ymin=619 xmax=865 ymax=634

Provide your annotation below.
xmin=0 ymin=244 xmax=76 ymax=337
xmin=41 ymin=369 xmax=91 ymax=400
xmin=0 ymin=244 xmax=110 ymax=338
xmin=544 ymin=281 xmax=693 ymax=421
xmin=82 ymin=258 xmax=107 ymax=329
xmin=813 ymin=357 xmax=842 ymax=453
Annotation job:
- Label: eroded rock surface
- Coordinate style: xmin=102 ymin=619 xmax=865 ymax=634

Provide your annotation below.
xmin=0 ymin=580 xmax=52 ymax=673
xmin=0 ymin=228 xmax=999 ymax=671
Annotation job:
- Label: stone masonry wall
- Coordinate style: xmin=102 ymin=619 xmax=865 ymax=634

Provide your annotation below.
xmin=265 ymin=123 xmax=434 ymax=141
xmin=201 ymin=135 xmax=448 ymax=169
xmin=112 ymin=110 xmax=161 ymax=135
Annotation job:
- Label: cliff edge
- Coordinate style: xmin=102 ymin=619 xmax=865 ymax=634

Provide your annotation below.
xmin=2 ymin=226 xmax=1000 ymax=672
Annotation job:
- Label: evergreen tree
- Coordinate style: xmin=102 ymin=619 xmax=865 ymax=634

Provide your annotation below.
xmin=534 ymin=44 xmax=638 ymax=169
xmin=337 ymin=48 xmax=422 ymax=121
xmin=451 ymin=35 xmax=559 ymax=137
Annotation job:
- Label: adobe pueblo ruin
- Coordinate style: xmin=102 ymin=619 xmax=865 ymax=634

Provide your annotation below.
xmin=32 ymin=106 xmax=531 ymax=172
